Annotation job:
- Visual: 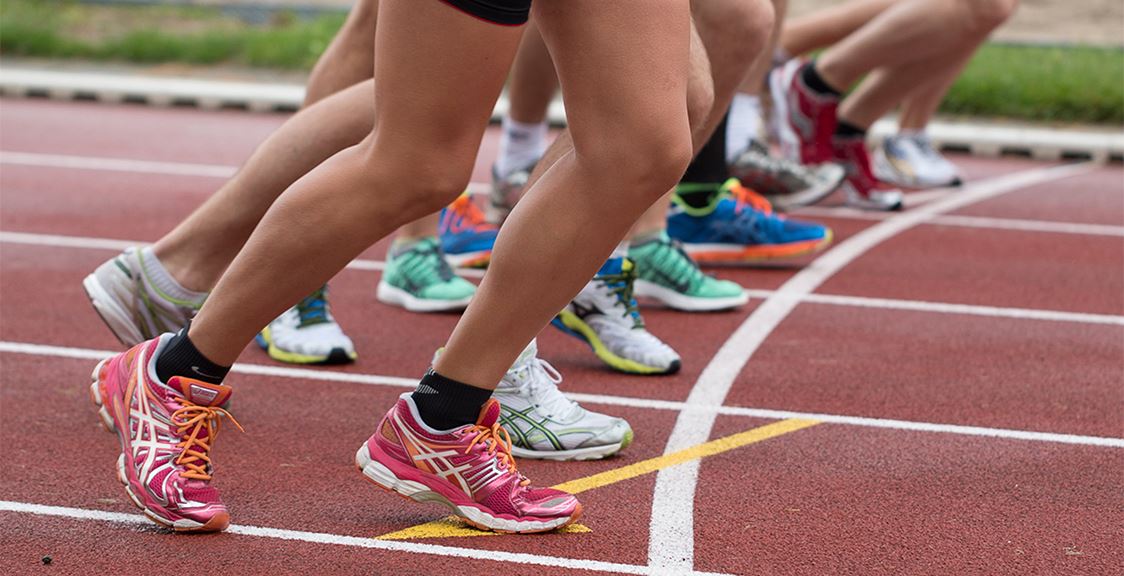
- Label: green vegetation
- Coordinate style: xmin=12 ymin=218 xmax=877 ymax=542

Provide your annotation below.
xmin=1 ymin=0 xmax=1122 ymax=124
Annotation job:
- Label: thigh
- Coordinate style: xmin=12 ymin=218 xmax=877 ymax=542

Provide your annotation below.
xmin=533 ymin=0 xmax=692 ymax=154
xmin=369 ymin=0 xmax=525 ymax=165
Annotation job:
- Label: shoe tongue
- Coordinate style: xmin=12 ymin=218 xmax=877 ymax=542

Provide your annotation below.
xmin=475 ymin=398 xmax=501 ymax=428
xmin=167 ymin=376 xmax=232 ymax=407
xmin=514 ymin=339 xmax=538 ymax=368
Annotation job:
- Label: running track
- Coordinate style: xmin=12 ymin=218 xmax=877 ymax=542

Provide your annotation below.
xmin=1 ymin=98 xmax=1122 ymax=575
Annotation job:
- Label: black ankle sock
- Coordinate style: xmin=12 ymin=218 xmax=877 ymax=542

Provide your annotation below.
xmin=411 ymin=369 xmax=493 ymax=430
xmin=801 ymin=61 xmax=841 ymax=98
xmin=834 ymin=119 xmax=867 ymax=139
xmin=155 ymin=326 xmax=230 ymax=385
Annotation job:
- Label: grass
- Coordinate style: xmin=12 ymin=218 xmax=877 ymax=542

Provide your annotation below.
xmin=1 ymin=0 xmax=1122 ymax=124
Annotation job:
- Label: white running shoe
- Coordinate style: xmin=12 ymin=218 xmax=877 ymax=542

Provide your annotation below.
xmin=256 ymin=286 xmax=357 ymax=365
xmin=494 ymin=339 xmax=633 ymax=461
xmin=552 ymin=257 xmax=681 ymax=375
xmin=874 ymin=133 xmax=963 ymax=189
xmin=83 ymin=247 xmax=202 ymax=346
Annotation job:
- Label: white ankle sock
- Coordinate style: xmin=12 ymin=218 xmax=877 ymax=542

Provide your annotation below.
xmin=726 ymin=93 xmax=764 ymax=163
xmin=496 ymin=116 xmax=548 ymax=178
xmin=139 ymin=247 xmax=207 ymax=306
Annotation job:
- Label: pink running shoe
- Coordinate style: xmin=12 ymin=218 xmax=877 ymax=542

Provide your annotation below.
xmin=356 ymin=393 xmax=582 ymax=533
xmin=832 ymin=135 xmax=904 ymax=212
xmin=771 ymin=59 xmax=839 ymax=166
xmin=89 ymin=335 xmax=242 ymax=532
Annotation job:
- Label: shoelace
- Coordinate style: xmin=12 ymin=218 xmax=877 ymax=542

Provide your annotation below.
xmin=171 ymin=401 xmax=243 ymax=481
xmin=651 ymin=238 xmax=705 ymax=292
xmin=295 ymin=286 xmax=331 ymax=327
xmin=465 ymin=421 xmax=526 ymax=484
xmin=747 ymin=141 xmax=813 ymax=180
xmin=448 ymin=194 xmax=497 ymax=233
xmin=511 ymin=356 xmax=579 ymax=420
xmin=726 ymin=180 xmax=777 ymax=216
xmin=401 ymin=241 xmax=456 ymax=283
xmin=598 ymin=264 xmax=643 ymax=326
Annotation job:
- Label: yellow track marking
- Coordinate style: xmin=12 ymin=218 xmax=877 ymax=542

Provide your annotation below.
xmin=376 ymin=418 xmax=819 ymax=540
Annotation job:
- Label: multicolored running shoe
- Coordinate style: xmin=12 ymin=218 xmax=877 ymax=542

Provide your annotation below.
xmin=629 ymin=231 xmax=748 ymax=311
xmin=495 ymin=339 xmax=633 ymax=461
xmin=668 ymin=179 xmax=833 ymax=263
xmin=771 ymin=59 xmax=838 ymax=166
xmin=553 ymin=257 xmax=681 ymax=375
xmin=356 ymin=393 xmax=582 ymax=533
xmin=488 ymin=161 xmax=535 ymax=224
xmin=256 ymin=285 xmax=357 ymax=364
xmin=439 ymin=193 xmax=499 ymax=268
xmin=83 ymin=247 xmax=202 ymax=346
xmin=376 ymin=236 xmax=476 ymax=312
xmin=89 ymin=335 xmax=242 ymax=532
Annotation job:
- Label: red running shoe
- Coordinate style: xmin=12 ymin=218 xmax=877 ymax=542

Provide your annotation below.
xmin=771 ymin=59 xmax=839 ymax=166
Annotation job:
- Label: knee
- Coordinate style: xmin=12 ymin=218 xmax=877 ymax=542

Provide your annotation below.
xmin=582 ymin=120 xmax=693 ymax=205
xmin=355 ymin=138 xmax=473 ymax=216
xmin=962 ymin=0 xmax=1018 ymax=35
xmin=708 ymin=0 xmax=775 ymax=65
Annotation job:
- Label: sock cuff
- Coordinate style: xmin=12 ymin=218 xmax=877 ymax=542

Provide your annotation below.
xmin=139 ymin=247 xmax=207 ymax=307
xmin=155 ymin=325 xmax=230 ymax=385
xmin=501 ymin=115 xmax=548 ymax=137
xmin=802 ymin=60 xmax=842 ymax=99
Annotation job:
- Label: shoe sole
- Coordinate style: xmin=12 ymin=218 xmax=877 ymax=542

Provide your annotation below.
xmin=682 ymin=230 xmax=834 ymax=264
xmin=255 ymin=327 xmax=357 ymax=365
xmin=552 ymin=312 xmax=680 ymax=375
xmin=444 ymin=251 xmax=492 ymax=269
xmin=633 ymin=279 xmax=748 ymax=312
xmin=88 ymin=358 xmax=229 ymax=533
xmin=510 ymin=428 xmax=634 ymax=462
xmin=355 ymin=442 xmax=581 ymax=534
xmin=83 ymin=273 xmax=145 ymax=347
xmin=376 ymin=281 xmax=473 ymax=313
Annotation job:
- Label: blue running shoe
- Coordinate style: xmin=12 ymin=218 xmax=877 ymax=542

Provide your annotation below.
xmin=439 ymin=193 xmax=498 ymax=268
xmin=667 ymin=178 xmax=833 ymax=263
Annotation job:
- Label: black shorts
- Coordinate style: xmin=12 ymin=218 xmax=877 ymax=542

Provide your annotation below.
xmin=441 ymin=0 xmax=531 ymax=26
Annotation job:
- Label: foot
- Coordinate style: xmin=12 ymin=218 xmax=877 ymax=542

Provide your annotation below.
xmin=874 ymin=133 xmax=963 ymax=189
xmin=833 ymin=135 xmax=905 ymax=211
xmin=377 ymin=237 xmax=477 ymax=312
xmin=83 ymin=247 xmax=202 ymax=346
xmin=440 ymin=193 xmax=499 ymax=268
xmin=771 ymin=59 xmax=838 ymax=166
xmin=628 ymin=231 xmax=748 ymax=311
xmin=256 ymin=285 xmax=357 ymax=364
xmin=356 ymin=393 xmax=582 ymax=533
xmin=729 ymin=139 xmax=846 ymax=211
xmin=552 ymin=257 xmax=681 ymax=375
xmin=668 ymin=179 xmax=834 ymax=263
xmin=89 ymin=335 xmax=242 ymax=532
xmin=495 ymin=340 xmax=633 ymax=461
xmin=487 ymin=162 xmax=535 ymax=224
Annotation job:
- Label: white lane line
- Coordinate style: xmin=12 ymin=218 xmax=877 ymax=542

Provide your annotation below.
xmin=3 ymin=230 xmax=1119 ymax=324
xmin=646 ymin=161 xmax=1101 ymax=571
xmin=0 ymin=231 xmax=486 ymax=278
xmin=3 ymin=339 xmax=1121 ymax=448
xmin=796 ymin=207 xmax=1124 ymax=237
xmin=741 ymin=290 xmax=1124 ymax=326
xmin=0 ymin=151 xmax=237 ymax=178
xmin=0 ymin=501 xmax=724 ymax=576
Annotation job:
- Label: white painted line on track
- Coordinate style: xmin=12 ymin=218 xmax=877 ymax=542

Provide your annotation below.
xmin=0 ymin=151 xmax=237 ymax=178
xmin=3 ymin=340 xmax=1121 ymax=448
xmin=3 ymin=230 xmax=1118 ymax=323
xmin=646 ymin=161 xmax=1103 ymax=571
xmin=796 ymin=206 xmax=1124 ymax=237
xmin=0 ymin=501 xmax=723 ymax=576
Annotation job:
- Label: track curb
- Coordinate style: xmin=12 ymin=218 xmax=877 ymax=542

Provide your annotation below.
xmin=2 ymin=66 xmax=1121 ymax=162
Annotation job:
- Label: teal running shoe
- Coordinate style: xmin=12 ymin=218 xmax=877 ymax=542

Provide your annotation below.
xmin=629 ymin=231 xmax=748 ymax=311
xmin=376 ymin=237 xmax=476 ymax=312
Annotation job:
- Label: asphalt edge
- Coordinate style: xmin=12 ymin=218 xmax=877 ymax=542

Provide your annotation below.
xmin=2 ymin=67 xmax=1120 ymax=163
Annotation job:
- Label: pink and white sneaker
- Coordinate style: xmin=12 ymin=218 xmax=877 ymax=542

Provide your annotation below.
xmin=356 ymin=393 xmax=582 ymax=533
xmin=89 ymin=335 xmax=242 ymax=532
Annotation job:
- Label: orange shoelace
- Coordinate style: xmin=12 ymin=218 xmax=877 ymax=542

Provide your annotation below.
xmin=465 ymin=421 xmax=527 ymax=485
xmin=171 ymin=402 xmax=244 ymax=481
xmin=727 ymin=181 xmax=776 ymax=216
xmin=450 ymin=194 xmax=496 ymax=230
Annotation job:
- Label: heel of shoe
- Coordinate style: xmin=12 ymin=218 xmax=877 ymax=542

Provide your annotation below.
xmin=355 ymin=442 xmax=433 ymax=502
xmin=89 ymin=358 xmax=116 ymax=432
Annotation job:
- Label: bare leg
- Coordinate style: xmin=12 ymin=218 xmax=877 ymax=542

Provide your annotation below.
xmin=304 ymin=0 xmax=377 ymax=105
xmin=435 ymin=0 xmax=693 ymax=387
xmin=781 ymin=0 xmax=894 ymax=57
xmin=189 ymin=0 xmax=524 ymax=366
xmin=506 ymin=20 xmax=557 ymax=125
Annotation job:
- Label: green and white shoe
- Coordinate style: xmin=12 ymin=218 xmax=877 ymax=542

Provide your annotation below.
xmin=629 ymin=231 xmax=748 ymax=311
xmin=376 ymin=236 xmax=476 ymax=312
xmin=495 ymin=339 xmax=633 ymax=461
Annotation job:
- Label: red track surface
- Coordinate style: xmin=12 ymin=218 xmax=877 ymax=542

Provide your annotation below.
xmin=1 ymin=98 xmax=1121 ymax=575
